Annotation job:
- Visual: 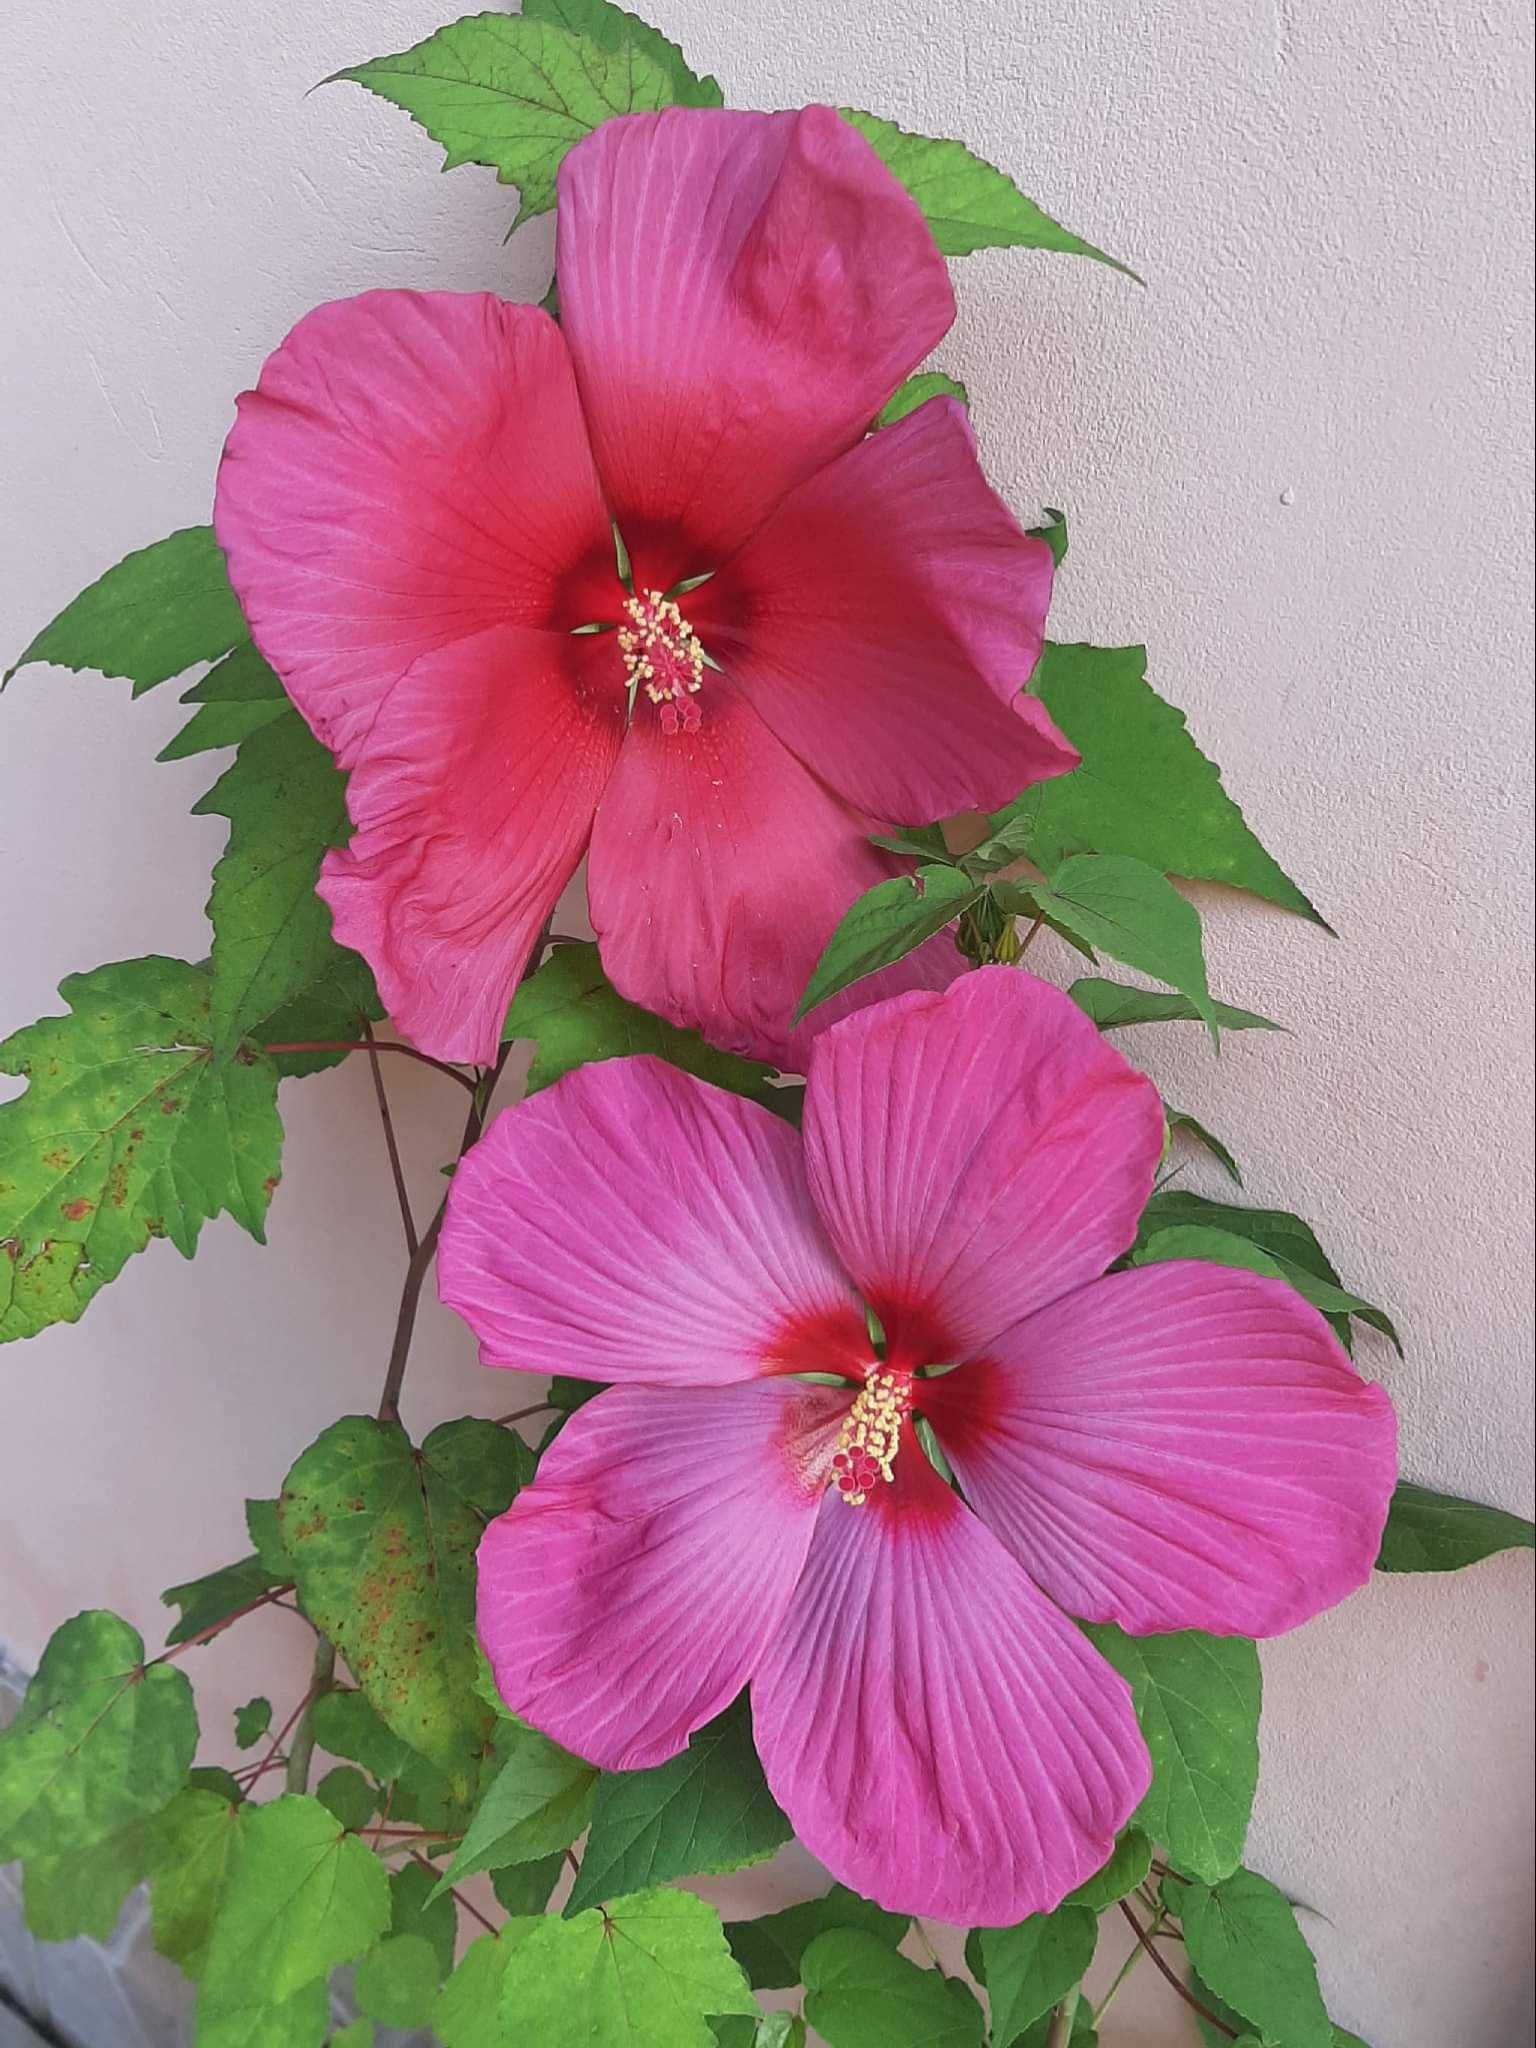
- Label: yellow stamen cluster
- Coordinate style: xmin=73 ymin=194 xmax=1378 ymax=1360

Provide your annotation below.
xmin=617 ymin=589 xmax=705 ymax=707
xmin=830 ymin=1369 xmax=911 ymax=1506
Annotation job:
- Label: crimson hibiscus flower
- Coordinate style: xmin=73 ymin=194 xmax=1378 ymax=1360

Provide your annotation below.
xmin=437 ymin=970 xmax=1397 ymax=1922
xmin=212 ymin=106 xmax=1076 ymax=1067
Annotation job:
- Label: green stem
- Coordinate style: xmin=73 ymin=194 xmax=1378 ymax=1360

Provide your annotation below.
xmin=283 ymin=1636 xmax=336 ymax=1795
xmin=1092 ymin=1904 xmax=1166 ymax=2024
xmin=1045 ymin=1986 xmax=1081 ymax=2048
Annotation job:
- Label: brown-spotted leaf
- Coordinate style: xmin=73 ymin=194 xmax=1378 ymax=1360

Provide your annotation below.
xmin=278 ymin=1418 xmax=534 ymax=1792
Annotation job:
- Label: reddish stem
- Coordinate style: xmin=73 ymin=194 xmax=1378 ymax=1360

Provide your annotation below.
xmin=1118 ymin=1901 xmax=1237 ymax=2039
xmin=409 ymin=1850 xmax=497 ymax=1934
xmin=150 ymin=1585 xmax=295 ymax=1661
xmin=264 ymin=1039 xmax=475 ymax=1092
xmin=363 ymin=1019 xmax=418 ymax=1256
xmin=495 ymin=1402 xmax=556 ymax=1429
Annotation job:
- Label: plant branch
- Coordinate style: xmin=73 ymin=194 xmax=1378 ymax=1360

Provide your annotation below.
xmin=283 ymin=1635 xmax=336 ymax=1795
xmin=495 ymin=1401 xmax=556 ymax=1429
xmin=1093 ymin=1905 xmax=1166 ymax=2024
xmin=1118 ymin=1900 xmax=1237 ymax=2039
xmin=1045 ymin=1987 xmax=1081 ymax=2048
xmin=363 ymin=1020 xmax=418 ymax=1257
xmin=409 ymin=1850 xmax=496 ymax=1933
xmin=1016 ymin=911 xmax=1048 ymax=960
xmin=263 ymin=1039 xmax=476 ymax=1092
xmin=150 ymin=1584 xmax=295 ymax=1660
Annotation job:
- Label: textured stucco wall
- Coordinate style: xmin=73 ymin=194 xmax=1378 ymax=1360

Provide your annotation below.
xmin=2 ymin=2 xmax=1532 ymax=2044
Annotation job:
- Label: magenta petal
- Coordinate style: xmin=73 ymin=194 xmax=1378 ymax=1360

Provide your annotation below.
xmin=477 ymin=1379 xmax=843 ymax=1768
xmin=801 ymin=969 xmax=1166 ymax=1363
xmin=214 ymin=291 xmax=615 ymax=768
xmin=319 ymin=625 xmax=622 ymax=1064
xmin=589 ymin=680 xmax=962 ymax=1068
xmin=438 ymin=1054 xmax=867 ymax=1385
xmin=924 ymin=1264 xmax=1399 ymax=1637
xmin=751 ymin=1440 xmax=1150 ymax=1923
xmin=693 ymin=400 xmax=1074 ymax=820
xmin=557 ymin=106 xmax=954 ymax=586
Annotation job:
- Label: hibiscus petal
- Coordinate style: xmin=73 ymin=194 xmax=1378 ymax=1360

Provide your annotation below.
xmin=477 ymin=1379 xmax=844 ymax=1768
xmin=438 ymin=1053 xmax=868 ymax=1385
xmin=588 ymin=679 xmax=965 ymax=1068
xmin=692 ymin=400 xmax=1074 ymax=819
xmin=922 ymin=1263 xmax=1399 ymax=1638
xmin=801 ymin=968 xmax=1165 ymax=1364
xmin=557 ymin=106 xmax=954 ymax=587
xmin=318 ymin=624 xmax=622 ymax=1065
xmin=751 ymin=1435 xmax=1150 ymax=1923
xmin=214 ymin=291 xmax=617 ymax=768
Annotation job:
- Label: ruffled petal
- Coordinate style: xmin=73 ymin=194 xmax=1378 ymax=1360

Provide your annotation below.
xmin=588 ymin=677 xmax=965 ymax=1068
xmin=691 ymin=400 xmax=1072 ymax=819
xmin=556 ymin=106 xmax=954 ymax=588
xmin=801 ymin=969 xmax=1165 ymax=1365
xmin=922 ymin=1263 xmax=1399 ymax=1638
xmin=214 ymin=291 xmax=617 ymax=767
xmin=438 ymin=1053 xmax=867 ymax=1385
xmin=319 ymin=625 xmax=622 ymax=1063
xmin=478 ymin=1379 xmax=845 ymax=1769
xmin=751 ymin=1434 xmax=1150 ymax=1923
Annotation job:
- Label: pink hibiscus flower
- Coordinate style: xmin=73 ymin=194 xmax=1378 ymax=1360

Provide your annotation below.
xmin=212 ymin=106 xmax=1077 ymax=1069
xmin=437 ymin=969 xmax=1397 ymax=1923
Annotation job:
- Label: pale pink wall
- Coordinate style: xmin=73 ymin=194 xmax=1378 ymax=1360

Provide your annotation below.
xmin=2 ymin=2 xmax=1531 ymax=2043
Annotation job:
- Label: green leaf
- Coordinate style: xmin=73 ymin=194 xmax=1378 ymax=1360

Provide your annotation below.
xmin=195 ymin=716 xmax=357 ymax=1056
xmin=978 ymin=1905 xmax=1097 ymax=2043
xmin=161 ymin=1554 xmax=285 ymax=1647
xmin=498 ymin=1887 xmax=756 ymax=2046
xmin=331 ymin=15 xmax=675 ymax=223
xmin=436 ymin=1921 xmax=543 ymax=2048
xmin=1134 ymin=1190 xmax=1401 ymax=1354
xmin=145 ymin=1785 xmax=242 ymax=1979
xmin=311 ymin=1688 xmax=414 ymax=1781
xmin=1001 ymin=644 xmax=1324 ymax=925
xmin=1083 ymin=1625 xmax=1261 ymax=1884
xmin=22 ymin=1812 xmax=157 ymax=1942
xmin=507 ymin=943 xmax=782 ymax=1104
xmin=712 ymin=2020 xmax=807 ymax=2048
xmin=1030 ymin=854 xmax=1216 ymax=1038
xmin=0 ymin=957 xmax=283 ymax=1344
xmin=875 ymin=373 xmax=969 ymax=427
xmin=158 ymin=642 xmax=292 ymax=761
xmin=1374 ymin=1482 xmax=1535 ymax=1573
xmin=255 ymin=946 xmax=383 ymax=1080
xmin=570 ymin=1696 xmax=789 ymax=1911
xmin=435 ymin=1716 xmax=596 ymax=1893
xmin=1169 ymin=1867 xmax=1331 ymax=2048
xmin=246 ymin=1497 xmax=297 ymax=1578
xmin=279 ymin=1415 xmax=534 ymax=1788
xmin=316 ymin=1766 xmax=377 ymax=1833
xmin=0 ymin=1610 xmax=197 ymax=1861
xmin=796 ymin=865 xmax=978 ymax=1020
xmin=726 ymin=1884 xmax=908 ymax=1992
xmin=802 ymin=1928 xmax=985 ymax=2047
xmin=198 ymin=1978 xmax=330 ymax=2048
xmin=520 ymin=0 xmax=723 ymax=106
xmin=1028 ymin=508 xmax=1069 ymax=568
xmin=389 ymin=1860 xmax=458 ymax=1980
xmin=840 ymin=110 xmax=1133 ymax=276
xmin=1066 ymin=1826 xmax=1153 ymax=1911
xmin=197 ymin=1794 xmax=390 ymax=2015
xmin=491 ymin=1850 xmax=565 ymax=1914
xmin=1166 ymin=1108 xmax=1243 ymax=1185
xmin=4 ymin=527 xmax=247 ymax=693
xmin=354 ymin=1933 xmax=441 ymax=2030
xmin=864 ymin=824 xmax=955 ymax=863
xmin=1067 ymin=978 xmax=1280 ymax=1034
xmin=235 ymin=1697 xmax=273 ymax=1750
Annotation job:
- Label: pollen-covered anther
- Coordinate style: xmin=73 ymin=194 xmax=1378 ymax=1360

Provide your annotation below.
xmin=830 ymin=1369 xmax=913 ymax=1506
xmin=619 ymin=589 xmax=705 ymax=734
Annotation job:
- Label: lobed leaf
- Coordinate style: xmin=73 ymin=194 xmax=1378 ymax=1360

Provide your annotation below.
xmin=4 ymin=526 xmax=247 ymax=694
xmin=1083 ymin=1624 xmax=1261 ymax=1884
xmin=436 ymin=1920 xmax=544 ymax=2048
xmin=1031 ymin=853 xmax=1217 ymax=1038
xmin=145 ymin=1784 xmax=243 ymax=1980
xmin=435 ymin=1715 xmax=596 ymax=1892
xmin=1374 ymin=1482 xmax=1534 ymax=1573
xmin=0 ymin=957 xmax=283 ymax=1344
xmin=840 ymin=110 xmax=1134 ymax=275
xmin=161 ymin=1554 xmax=285 ymax=1648
xmin=726 ymin=1883 xmax=908 ymax=1992
xmin=354 ymin=1932 xmax=441 ymax=2029
xmin=1169 ymin=1866 xmax=1331 ymax=2048
xmin=158 ymin=642 xmax=292 ymax=761
xmin=331 ymin=15 xmax=675 ymax=222
xmin=279 ymin=1416 xmax=535 ymax=1790
xmin=569 ymin=1696 xmax=789 ymax=1911
xmin=22 ymin=1812 xmax=158 ymax=1943
xmin=795 ymin=865 xmax=980 ymax=1020
xmin=521 ymin=0 xmax=723 ymax=105
xmin=1066 ymin=1826 xmax=1153 ymax=1911
xmin=0 ymin=1609 xmax=198 ymax=1862
xmin=1067 ymin=977 xmax=1280 ymax=1034
xmin=801 ymin=1928 xmax=985 ymax=2047
xmin=977 ymin=1903 xmax=1098 ymax=2043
